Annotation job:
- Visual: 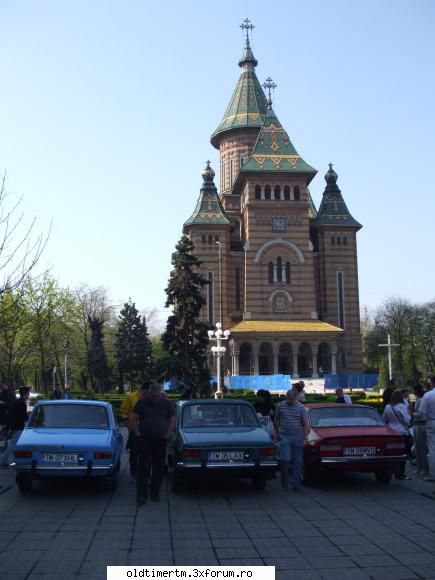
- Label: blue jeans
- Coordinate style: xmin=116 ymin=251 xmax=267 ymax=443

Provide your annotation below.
xmin=280 ymin=432 xmax=303 ymax=487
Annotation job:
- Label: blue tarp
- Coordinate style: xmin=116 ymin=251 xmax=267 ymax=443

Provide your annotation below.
xmin=228 ymin=375 xmax=292 ymax=391
xmin=324 ymin=374 xmax=378 ymax=390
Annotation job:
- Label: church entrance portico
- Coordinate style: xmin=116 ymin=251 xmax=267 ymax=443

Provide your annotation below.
xmin=228 ymin=320 xmax=342 ymax=378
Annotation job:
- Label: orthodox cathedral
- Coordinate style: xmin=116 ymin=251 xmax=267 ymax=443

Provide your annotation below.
xmin=183 ymin=21 xmax=363 ymax=378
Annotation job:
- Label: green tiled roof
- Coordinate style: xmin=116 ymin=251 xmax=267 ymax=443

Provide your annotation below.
xmin=307 ymin=188 xmax=318 ymax=218
xmin=210 ymin=40 xmax=268 ymax=148
xmin=311 ymin=165 xmax=362 ymax=229
xmin=184 ymin=162 xmax=231 ymax=228
xmin=238 ymin=105 xmax=317 ymax=182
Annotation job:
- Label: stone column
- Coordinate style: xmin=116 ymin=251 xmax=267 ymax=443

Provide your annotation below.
xmin=273 ymin=264 xmax=278 ymax=282
xmin=253 ymin=342 xmax=259 ymax=375
xmin=273 ymin=342 xmax=279 ymax=375
xmin=331 ymin=344 xmax=338 ymax=374
xmin=229 ymin=340 xmax=239 ymax=376
xmin=291 ymin=342 xmax=299 ymax=379
xmin=310 ymin=342 xmax=319 ymax=378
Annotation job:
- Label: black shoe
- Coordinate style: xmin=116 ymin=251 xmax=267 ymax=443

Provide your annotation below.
xmin=136 ymin=495 xmax=146 ymax=505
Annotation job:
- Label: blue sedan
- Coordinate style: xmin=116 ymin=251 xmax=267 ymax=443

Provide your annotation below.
xmin=14 ymin=400 xmax=123 ymax=493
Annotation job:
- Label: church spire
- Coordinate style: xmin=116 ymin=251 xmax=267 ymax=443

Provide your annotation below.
xmin=211 ymin=19 xmax=268 ymax=148
xmin=311 ymin=164 xmax=362 ymax=229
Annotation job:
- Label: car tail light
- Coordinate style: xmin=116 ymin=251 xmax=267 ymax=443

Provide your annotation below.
xmin=181 ymin=449 xmax=201 ymax=458
xmin=94 ymin=451 xmax=112 ymax=459
xmin=386 ymin=442 xmax=406 ymax=450
xmin=260 ymin=448 xmax=276 ymax=456
xmin=320 ymin=444 xmax=341 ymax=453
xmin=14 ymin=450 xmax=32 ymax=458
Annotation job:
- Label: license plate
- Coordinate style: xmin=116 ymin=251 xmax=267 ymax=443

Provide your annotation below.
xmin=43 ymin=453 xmax=78 ymax=463
xmin=343 ymin=447 xmax=376 ymax=456
xmin=208 ymin=451 xmax=244 ymax=462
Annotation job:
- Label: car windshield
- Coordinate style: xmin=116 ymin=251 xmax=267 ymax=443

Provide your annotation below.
xmin=28 ymin=404 xmax=109 ymax=429
xmin=181 ymin=404 xmax=259 ymax=428
xmin=309 ymin=406 xmax=383 ymax=428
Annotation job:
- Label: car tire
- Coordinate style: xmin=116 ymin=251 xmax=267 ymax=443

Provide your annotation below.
xmin=375 ymin=469 xmax=393 ymax=484
xmin=16 ymin=475 xmax=33 ymax=494
xmin=252 ymin=476 xmax=267 ymax=491
xmin=171 ymin=468 xmax=187 ymax=493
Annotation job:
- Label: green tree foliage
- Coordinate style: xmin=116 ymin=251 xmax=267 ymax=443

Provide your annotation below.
xmin=115 ymin=300 xmax=153 ymax=390
xmin=87 ymin=316 xmax=111 ymax=392
xmin=162 ymin=235 xmax=210 ymax=380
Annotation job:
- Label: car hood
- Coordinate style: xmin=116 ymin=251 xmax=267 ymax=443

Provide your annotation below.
xmin=312 ymin=425 xmax=398 ymax=438
xmin=181 ymin=427 xmax=272 ymax=447
xmin=18 ymin=428 xmax=111 ymax=449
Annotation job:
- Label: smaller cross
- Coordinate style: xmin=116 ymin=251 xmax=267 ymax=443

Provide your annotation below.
xmin=263 ymin=77 xmax=277 ymax=105
xmin=240 ymin=18 xmax=255 ymax=44
xmin=329 ymin=162 xmax=334 ymax=171
xmin=205 ymin=160 xmax=211 ymax=169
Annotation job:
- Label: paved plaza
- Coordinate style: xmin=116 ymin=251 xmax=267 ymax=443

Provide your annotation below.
xmin=1 ymin=445 xmax=435 ymax=580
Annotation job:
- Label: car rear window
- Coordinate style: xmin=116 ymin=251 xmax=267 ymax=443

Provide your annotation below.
xmin=181 ymin=404 xmax=259 ymax=428
xmin=309 ymin=406 xmax=383 ymax=428
xmin=29 ymin=404 xmax=109 ymax=429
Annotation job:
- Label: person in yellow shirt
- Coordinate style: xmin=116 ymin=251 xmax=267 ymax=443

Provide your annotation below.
xmin=121 ymin=384 xmax=149 ymax=482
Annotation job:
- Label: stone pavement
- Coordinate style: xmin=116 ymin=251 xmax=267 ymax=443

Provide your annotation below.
xmin=1 ymin=453 xmax=435 ymax=580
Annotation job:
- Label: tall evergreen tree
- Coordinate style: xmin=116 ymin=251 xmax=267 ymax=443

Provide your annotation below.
xmin=87 ymin=316 xmax=111 ymax=392
xmin=162 ymin=235 xmax=210 ymax=379
xmin=115 ymin=301 xmax=153 ymax=389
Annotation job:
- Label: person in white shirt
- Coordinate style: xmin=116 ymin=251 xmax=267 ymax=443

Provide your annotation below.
xmin=420 ymin=376 xmax=435 ymax=481
xmin=382 ymin=389 xmax=412 ymax=480
xmin=335 ymin=387 xmax=352 ymax=405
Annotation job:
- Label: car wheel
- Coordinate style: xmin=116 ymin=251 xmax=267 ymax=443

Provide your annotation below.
xmin=16 ymin=475 xmax=33 ymax=494
xmin=171 ymin=468 xmax=187 ymax=493
xmin=252 ymin=476 xmax=267 ymax=491
xmin=375 ymin=469 xmax=393 ymax=484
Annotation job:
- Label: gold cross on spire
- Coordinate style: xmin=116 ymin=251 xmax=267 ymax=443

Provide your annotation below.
xmin=240 ymin=18 xmax=254 ymax=45
xmin=263 ymin=77 xmax=277 ymax=106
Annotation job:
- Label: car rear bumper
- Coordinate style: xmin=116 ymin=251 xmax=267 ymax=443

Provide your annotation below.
xmin=13 ymin=463 xmax=117 ymax=478
xmin=175 ymin=461 xmax=278 ymax=479
xmin=319 ymin=455 xmax=406 ymax=464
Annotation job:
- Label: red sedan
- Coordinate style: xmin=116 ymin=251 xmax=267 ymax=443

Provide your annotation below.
xmin=303 ymin=404 xmax=407 ymax=484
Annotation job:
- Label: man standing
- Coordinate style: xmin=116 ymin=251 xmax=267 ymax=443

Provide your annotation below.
xmin=274 ymin=389 xmax=309 ymax=491
xmin=335 ymin=388 xmax=352 ymax=404
xmin=420 ymin=376 xmax=435 ymax=482
xmin=120 ymin=383 xmax=149 ymax=483
xmin=0 ymin=386 xmax=30 ymax=467
xmin=131 ymin=383 xmax=175 ymax=504
xmin=0 ymin=383 xmax=15 ymax=429
xmin=50 ymin=385 xmax=63 ymax=400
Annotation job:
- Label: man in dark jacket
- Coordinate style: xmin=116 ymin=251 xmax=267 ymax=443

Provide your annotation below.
xmin=0 ymin=383 xmax=16 ymax=428
xmin=131 ymin=383 xmax=175 ymax=504
xmin=0 ymin=386 xmax=30 ymax=466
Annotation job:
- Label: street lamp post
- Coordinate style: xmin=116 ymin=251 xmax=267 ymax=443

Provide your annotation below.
xmin=208 ymin=322 xmax=231 ymax=399
xmin=64 ymin=339 xmax=70 ymax=390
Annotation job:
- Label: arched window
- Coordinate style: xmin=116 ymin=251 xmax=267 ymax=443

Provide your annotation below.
xmin=331 ymin=236 xmax=335 ymax=245
xmin=265 ymin=185 xmax=271 ymax=200
xmin=215 ymin=235 xmax=219 ymax=243
xmin=274 ymin=185 xmax=281 ymax=200
xmin=255 ymin=184 xmax=261 ymax=199
xmin=285 ymin=261 xmax=291 ymax=283
xmin=277 ymin=256 xmax=282 ymax=282
xmin=208 ymin=235 xmax=213 ymax=245
xmin=202 ymin=235 xmax=206 ymax=244
xmin=337 ymin=236 xmax=341 ymax=246
xmin=343 ymin=237 xmax=347 ymax=246
xmin=284 ymin=185 xmax=290 ymax=200
xmin=268 ymin=262 xmax=274 ymax=284
xmin=294 ymin=185 xmax=300 ymax=200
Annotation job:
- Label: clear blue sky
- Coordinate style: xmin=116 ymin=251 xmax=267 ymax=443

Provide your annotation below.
xmin=1 ymin=0 xmax=434 ymax=327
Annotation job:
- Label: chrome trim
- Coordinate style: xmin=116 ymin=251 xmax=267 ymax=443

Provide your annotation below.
xmin=176 ymin=462 xmax=278 ymax=469
xmin=320 ymin=455 xmax=406 ymax=464
xmin=15 ymin=465 xmax=115 ymax=471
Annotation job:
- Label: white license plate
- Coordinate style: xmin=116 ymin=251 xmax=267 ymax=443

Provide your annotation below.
xmin=343 ymin=447 xmax=376 ymax=456
xmin=208 ymin=451 xmax=244 ymax=462
xmin=43 ymin=453 xmax=78 ymax=463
